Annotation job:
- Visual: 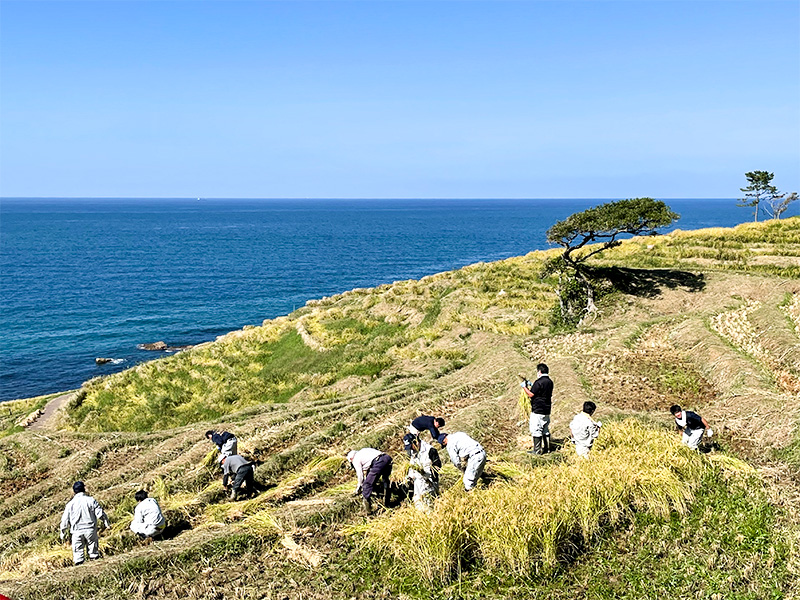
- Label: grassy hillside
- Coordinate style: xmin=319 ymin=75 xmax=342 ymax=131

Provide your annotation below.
xmin=2 ymin=218 xmax=799 ymax=600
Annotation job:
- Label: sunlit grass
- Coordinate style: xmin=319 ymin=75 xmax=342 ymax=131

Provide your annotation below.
xmin=359 ymin=419 xmax=753 ymax=584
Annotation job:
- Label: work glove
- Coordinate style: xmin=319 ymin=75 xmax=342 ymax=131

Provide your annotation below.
xmin=706 ymin=428 xmax=713 ymax=438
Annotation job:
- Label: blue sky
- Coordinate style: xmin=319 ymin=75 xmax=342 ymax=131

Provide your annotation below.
xmin=1 ymin=1 xmax=798 ymax=198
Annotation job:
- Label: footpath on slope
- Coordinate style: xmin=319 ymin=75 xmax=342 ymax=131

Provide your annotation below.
xmin=28 ymin=392 xmax=74 ymax=431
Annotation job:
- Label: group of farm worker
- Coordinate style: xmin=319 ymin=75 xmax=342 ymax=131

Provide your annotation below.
xmin=520 ymin=363 xmax=714 ymax=455
xmin=205 ymin=429 xmax=256 ymax=501
xmin=345 ymin=362 xmax=716 ymax=515
xmin=59 ymin=367 xmax=715 ymax=564
xmin=346 ymin=414 xmax=488 ymax=514
xmin=59 ymin=482 xmax=165 ymax=566
xmin=519 ymin=363 xmax=602 ymax=458
xmin=58 ymin=429 xmax=247 ymax=566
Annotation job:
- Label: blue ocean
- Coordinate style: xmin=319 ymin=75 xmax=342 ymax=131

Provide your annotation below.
xmin=1 ymin=198 xmax=790 ymax=401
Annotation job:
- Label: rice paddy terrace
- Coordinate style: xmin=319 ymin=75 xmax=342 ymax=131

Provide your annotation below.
xmin=2 ymin=218 xmax=800 ymax=600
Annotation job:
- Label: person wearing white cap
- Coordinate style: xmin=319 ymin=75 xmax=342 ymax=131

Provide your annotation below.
xmin=347 ymin=448 xmax=393 ymax=514
xmin=438 ymin=431 xmax=486 ymax=492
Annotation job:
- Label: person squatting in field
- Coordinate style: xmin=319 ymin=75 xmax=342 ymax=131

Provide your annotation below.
xmin=520 ymin=364 xmax=554 ymax=455
xmin=347 ymin=447 xmax=393 ymax=514
xmin=130 ymin=489 xmax=166 ymax=543
xmin=670 ymin=404 xmax=712 ymax=451
xmin=438 ymin=431 xmax=487 ymax=492
xmin=403 ymin=433 xmax=441 ymax=511
xmin=59 ymin=481 xmax=111 ymax=565
xmin=569 ymin=401 xmax=602 ymax=458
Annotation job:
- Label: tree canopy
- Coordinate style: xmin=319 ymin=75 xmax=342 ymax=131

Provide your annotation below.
xmin=544 ymin=197 xmax=679 ymax=325
xmin=738 ymin=170 xmax=780 ymax=222
xmin=546 ymin=197 xmax=679 ymax=268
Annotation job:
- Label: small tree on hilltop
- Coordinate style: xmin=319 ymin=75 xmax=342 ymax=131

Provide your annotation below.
xmin=765 ymin=191 xmax=798 ymax=220
xmin=544 ymin=198 xmax=679 ymax=325
xmin=738 ymin=170 xmax=780 ymax=222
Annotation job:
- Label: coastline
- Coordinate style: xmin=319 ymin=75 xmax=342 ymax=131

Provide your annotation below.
xmin=2 ymin=201 xmax=797 ymax=402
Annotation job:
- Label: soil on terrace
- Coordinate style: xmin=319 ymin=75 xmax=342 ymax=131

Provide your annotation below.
xmin=2 ymin=251 xmax=799 ymax=600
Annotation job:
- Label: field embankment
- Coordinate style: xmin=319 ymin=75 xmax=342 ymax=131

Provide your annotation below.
xmin=2 ymin=218 xmax=800 ymax=599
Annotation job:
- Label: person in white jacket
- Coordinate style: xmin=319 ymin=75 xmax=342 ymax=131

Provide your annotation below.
xmin=569 ymin=401 xmax=602 ymax=458
xmin=129 ymin=490 xmax=166 ymax=542
xmin=437 ymin=431 xmax=486 ymax=491
xmin=403 ymin=433 xmax=440 ymax=510
xmin=59 ymin=481 xmax=111 ymax=565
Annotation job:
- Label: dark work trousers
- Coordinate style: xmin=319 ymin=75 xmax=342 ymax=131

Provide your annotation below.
xmin=362 ymin=454 xmax=392 ymax=500
xmin=231 ymin=464 xmax=254 ymax=495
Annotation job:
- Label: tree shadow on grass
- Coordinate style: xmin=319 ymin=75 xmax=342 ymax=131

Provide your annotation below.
xmin=593 ymin=267 xmax=706 ymax=299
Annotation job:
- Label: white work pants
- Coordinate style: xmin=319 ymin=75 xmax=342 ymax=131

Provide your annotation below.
xmin=407 ymin=468 xmax=436 ymax=511
xmin=574 ymin=442 xmax=592 ymax=458
xmin=682 ymin=428 xmax=704 ymax=451
xmin=529 ymin=413 xmax=550 ymax=438
xmin=71 ymin=528 xmax=100 ymax=565
xmin=220 ymin=438 xmax=238 ymax=459
xmin=463 ymin=451 xmax=487 ymax=491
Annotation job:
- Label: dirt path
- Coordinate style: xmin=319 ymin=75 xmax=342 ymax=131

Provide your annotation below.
xmin=28 ymin=392 xmax=74 ymax=431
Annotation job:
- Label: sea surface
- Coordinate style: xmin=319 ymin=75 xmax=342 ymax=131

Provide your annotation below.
xmin=1 ymin=197 xmax=791 ymax=401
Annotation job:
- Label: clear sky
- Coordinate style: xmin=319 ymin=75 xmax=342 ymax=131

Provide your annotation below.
xmin=1 ymin=0 xmax=798 ymax=199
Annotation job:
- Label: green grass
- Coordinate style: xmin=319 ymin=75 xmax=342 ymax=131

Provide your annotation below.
xmin=68 ymin=319 xmax=407 ymax=431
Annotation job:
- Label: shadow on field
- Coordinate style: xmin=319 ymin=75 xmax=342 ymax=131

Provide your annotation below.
xmin=161 ymin=519 xmax=192 ymax=539
xmin=595 ymin=267 xmax=706 ymax=298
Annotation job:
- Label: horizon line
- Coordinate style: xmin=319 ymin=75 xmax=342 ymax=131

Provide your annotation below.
xmin=0 ymin=196 xmax=740 ymax=201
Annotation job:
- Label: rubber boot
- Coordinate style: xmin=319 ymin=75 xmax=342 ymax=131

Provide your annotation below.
xmin=361 ymin=497 xmax=373 ymax=515
xmin=532 ymin=436 xmax=543 ymax=455
xmin=543 ymin=434 xmax=551 ymax=454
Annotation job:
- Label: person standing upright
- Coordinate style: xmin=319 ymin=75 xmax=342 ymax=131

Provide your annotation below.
xmin=59 ymin=481 xmax=111 ymax=566
xmin=520 ymin=363 xmax=554 ymax=454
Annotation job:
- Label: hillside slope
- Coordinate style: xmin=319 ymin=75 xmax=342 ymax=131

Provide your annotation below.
xmin=2 ymin=218 xmax=799 ymax=600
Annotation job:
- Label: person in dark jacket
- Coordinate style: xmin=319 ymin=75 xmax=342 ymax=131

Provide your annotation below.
xmin=408 ymin=415 xmax=446 ymax=442
xmin=221 ymin=454 xmax=254 ymax=500
xmin=520 ymin=364 xmax=554 ymax=454
xmin=205 ymin=430 xmax=238 ymax=464
xmin=670 ymin=404 xmax=711 ymax=451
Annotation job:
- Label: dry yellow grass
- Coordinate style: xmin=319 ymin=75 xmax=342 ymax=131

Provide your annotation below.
xmin=361 ymin=419 xmax=751 ymax=584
